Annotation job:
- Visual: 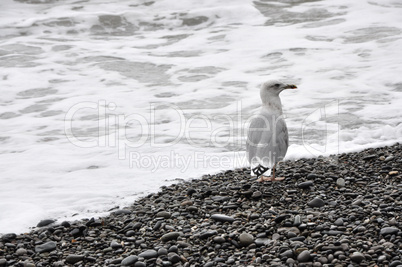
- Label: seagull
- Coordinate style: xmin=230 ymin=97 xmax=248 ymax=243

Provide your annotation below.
xmin=246 ymin=80 xmax=297 ymax=182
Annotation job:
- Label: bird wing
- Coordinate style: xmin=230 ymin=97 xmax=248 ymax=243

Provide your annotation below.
xmin=246 ymin=113 xmax=289 ymax=168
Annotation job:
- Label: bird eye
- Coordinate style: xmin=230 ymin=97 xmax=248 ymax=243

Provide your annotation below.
xmin=274 ymin=84 xmax=280 ymax=87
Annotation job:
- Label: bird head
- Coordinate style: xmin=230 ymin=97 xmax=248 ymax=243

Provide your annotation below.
xmin=261 ymin=80 xmax=297 ymax=96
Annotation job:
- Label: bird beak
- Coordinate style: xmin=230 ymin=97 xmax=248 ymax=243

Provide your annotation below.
xmin=284 ymin=84 xmax=297 ymax=89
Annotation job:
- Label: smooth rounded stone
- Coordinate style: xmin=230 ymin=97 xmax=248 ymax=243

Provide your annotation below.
xmin=293 ymin=215 xmax=301 ymax=226
xmin=199 ymin=230 xmax=217 ymax=239
xmin=239 ymin=233 xmax=254 ymax=247
xmin=37 ymin=219 xmax=55 ymax=227
xmin=252 ymin=191 xmax=262 ymax=198
xmin=66 ymin=254 xmax=85 ymax=264
xmin=161 ymin=232 xmax=181 ymax=242
xmin=213 ymin=236 xmax=225 ymax=243
xmin=121 ymin=255 xmax=139 ymax=266
xmin=1 ymin=233 xmax=17 ymax=241
xmin=255 ymin=238 xmax=271 ymax=246
xmin=380 ymin=227 xmax=399 ymax=235
xmin=307 ymin=173 xmax=317 ymax=179
xmin=16 ymin=248 xmax=27 ymax=256
xmin=0 ymin=259 xmax=6 ymax=266
xmin=297 ymin=250 xmax=311 ymax=262
xmin=308 ymin=197 xmax=325 ymax=208
xmin=35 ymin=241 xmax=57 ymax=253
xmin=181 ymin=200 xmax=193 ymax=206
xmin=210 ymin=214 xmax=235 ymax=223
xmin=156 ymin=211 xmax=171 ymax=219
xmin=23 ymin=262 xmax=35 ymax=267
xmin=139 ymin=249 xmax=158 ymax=259
xmin=298 ymin=181 xmax=314 ymax=189
xmin=336 ymin=178 xmax=345 ymax=187
xmin=158 ymin=247 xmax=168 ymax=256
xmin=334 ymin=218 xmax=344 ymax=226
xmin=280 ymin=249 xmax=293 ymax=259
xmin=350 ymin=252 xmax=365 ymax=263
xmin=110 ymin=240 xmax=122 ymax=249
xmin=390 ymin=260 xmax=402 ymax=267
xmin=113 ymin=209 xmax=132 ymax=215
xmin=134 ymin=262 xmax=146 ymax=267
xmin=168 ymin=245 xmax=178 ymax=253
xmin=188 ymin=206 xmax=198 ymax=212
xmin=168 ymin=252 xmax=181 ymax=264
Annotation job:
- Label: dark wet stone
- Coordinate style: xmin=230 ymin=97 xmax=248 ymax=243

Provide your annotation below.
xmin=1 ymin=233 xmax=16 ymax=242
xmin=134 ymin=261 xmax=146 ymax=267
xmin=199 ymin=230 xmax=217 ymax=239
xmin=363 ymin=154 xmax=376 ymax=160
xmin=350 ymin=252 xmax=365 ymax=263
xmin=156 ymin=211 xmax=171 ymax=219
xmin=255 ymin=238 xmax=270 ymax=246
xmin=66 ymin=254 xmax=85 ymax=264
xmin=297 ymin=250 xmax=311 ymax=262
xmin=121 ymin=255 xmax=139 ymax=266
xmin=113 ymin=209 xmax=132 ymax=215
xmin=168 ymin=252 xmax=181 ymax=264
xmin=35 ymin=241 xmax=57 ymax=253
xmin=110 ymin=240 xmax=122 ymax=249
xmin=158 ymin=247 xmax=168 ymax=256
xmin=210 ymin=214 xmax=235 ymax=223
xmin=380 ymin=227 xmax=399 ymax=235
xmin=308 ymin=197 xmax=325 ymax=207
xmin=298 ymin=181 xmax=314 ymax=189
xmin=139 ymin=249 xmax=158 ymax=259
xmin=37 ymin=219 xmax=55 ymax=227
xmin=161 ymin=232 xmax=180 ymax=242
xmin=390 ymin=260 xmax=402 ymax=267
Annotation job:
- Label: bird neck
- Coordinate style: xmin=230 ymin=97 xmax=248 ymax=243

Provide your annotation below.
xmin=261 ymin=95 xmax=283 ymax=115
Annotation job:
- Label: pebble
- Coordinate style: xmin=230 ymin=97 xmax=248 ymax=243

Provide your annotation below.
xmin=65 ymin=254 xmax=84 ymax=264
xmin=350 ymin=252 xmax=365 ymax=263
xmin=35 ymin=241 xmax=56 ymax=253
xmin=121 ymin=255 xmax=138 ymax=266
xmin=239 ymin=233 xmax=254 ymax=247
xmin=298 ymin=181 xmax=314 ymax=189
xmin=156 ymin=211 xmax=171 ymax=219
xmin=210 ymin=214 xmax=235 ymax=223
xmin=380 ymin=227 xmax=399 ymax=235
xmin=297 ymin=250 xmax=311 ymax=262
xmin=138 ymin=249 xmax=158 ymax=259
xmin=336 ymin=178 xmax=345 ymax=187
xmin=308 ymin=197 xmax=325 ymax=207
xmin=161 ymin=231 xmax=181 ymax=242
xmin=36 ymin=219 xmax=55 ymax=227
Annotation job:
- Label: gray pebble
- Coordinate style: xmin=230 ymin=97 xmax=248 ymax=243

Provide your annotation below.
xmin=210 ymin=214 xmax=235 ymax=223
xmin=239 ymin=233 xmax=254 ymax=247
xmin=308 ymin=197 xmax=325 ymax=208
xmin=161 ymin=232 xmax=180 ymax=242
xmin=350 ymin=252 xmax=365 ymax=263
xmin=138 ymin=249 xmax=158 ymax=259
xmin=121 ymin=255 xmax=138 ymax=266
xmin=380 ymin=227 xmax=399 ymax=235
xmin=35 ymin=241 xmax=56 ymax=253
xmin=297 ymin=250 xmax=311 ymax=262
xmin=66 ymin=254 xmax=84 ymax=264
xmin=336 ymin=178 xmax=345 ymax=187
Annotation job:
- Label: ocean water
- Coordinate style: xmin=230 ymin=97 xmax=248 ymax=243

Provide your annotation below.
xmin=0 ymin=0 xmax=401 ymax=234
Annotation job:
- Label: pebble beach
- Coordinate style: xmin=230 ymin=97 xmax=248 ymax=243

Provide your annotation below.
xmin=1 ymin=143 xmax=401 ymax=267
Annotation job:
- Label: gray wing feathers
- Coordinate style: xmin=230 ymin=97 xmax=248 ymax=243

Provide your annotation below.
xmin=246 ymin=114 xmax=288 ymax=168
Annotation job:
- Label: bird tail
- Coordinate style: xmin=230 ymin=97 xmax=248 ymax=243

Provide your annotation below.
xmin=252 ymin=164 xmax=270 ymax=177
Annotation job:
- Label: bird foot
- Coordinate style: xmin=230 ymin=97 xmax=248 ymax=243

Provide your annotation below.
xmin=257 ymin=176 xmax=285 ymax=182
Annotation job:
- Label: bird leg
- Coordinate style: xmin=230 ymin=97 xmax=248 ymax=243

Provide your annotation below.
xmin=257 ymin=164 xmax=285 ymax=182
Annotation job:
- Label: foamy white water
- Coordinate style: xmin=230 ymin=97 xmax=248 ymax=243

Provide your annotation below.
xmin=0 ymin=0 xmax=401 ymax=234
